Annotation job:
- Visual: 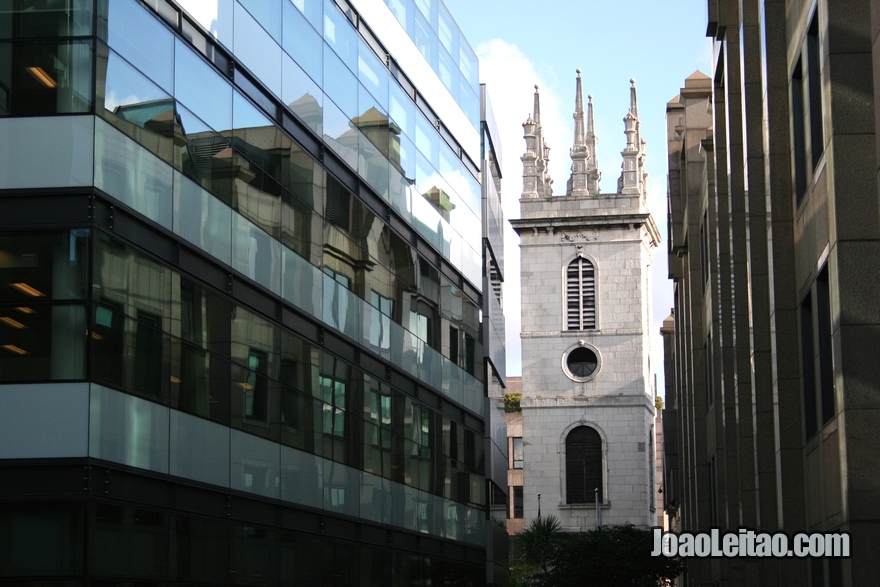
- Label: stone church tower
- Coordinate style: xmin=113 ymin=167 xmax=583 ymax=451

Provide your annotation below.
xmin=510 ymin=72 xmax=660 ymax=531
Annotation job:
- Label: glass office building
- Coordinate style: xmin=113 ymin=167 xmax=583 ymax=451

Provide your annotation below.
xmin=0 ymin=0 xmax=508 ymax=584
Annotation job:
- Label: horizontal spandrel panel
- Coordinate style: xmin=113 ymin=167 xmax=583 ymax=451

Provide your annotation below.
xmin=0 ymin=116 xmax=94 ymax=188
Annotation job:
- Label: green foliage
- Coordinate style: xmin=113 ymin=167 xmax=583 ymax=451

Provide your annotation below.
xmin=543 ymin=525 xmax=684 ymax=587
xmin=511 ymin=516 xmax=562 ymax=586
xmin=513 ymin=522 xmax=683 ymax=587
xmin=518 ymin=516 xmax=561 ymax=572
xmin=655 ymin=395 xmax=664 ymax=410
xmin=504 ymin=392 xmax=522 ymax=413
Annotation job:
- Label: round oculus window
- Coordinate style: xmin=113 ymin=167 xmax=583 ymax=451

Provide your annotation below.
xmin=566 ymin=347 xmax=599 ymax=378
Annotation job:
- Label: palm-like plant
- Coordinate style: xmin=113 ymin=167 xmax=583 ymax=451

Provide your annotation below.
xmin=516 ymin=516 xmax=562 ymax=577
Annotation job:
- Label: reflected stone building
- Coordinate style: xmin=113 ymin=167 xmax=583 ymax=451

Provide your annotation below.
xmin=0 ymin=0 xmax=508 ymax=584
xmin=510 ymin=72 xmax=660 ymax=532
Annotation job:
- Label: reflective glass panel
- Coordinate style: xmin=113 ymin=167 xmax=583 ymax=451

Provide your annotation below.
xmin=437 ymin=4 xmax=457 ymax=55
xmin=322 ymin=98 xmax=357 ymax=170
xmin=413 ymin=10 xmax=435 ymax=67
xmin=322 ymin=0 xmax=356 ymax=71
xmin=282 ymin=52 xmax=323 ymax=135
xmin=230 ymin=429 xmax=280 ymax=498
xmin=459 ymin=82 xmax=479 ymax=133
xmin=176 ymin=0 xmax=233 ymax=46
xmin=0 ymin=116 xmax=95 ymax=188
xmin=0 ymin=40 xmax=92 ymax=116
xmin=357 ymin=37 xmax=388 ymax=110
xmin=361 ymin=472 xmax=394 ymax=524
xmin=174 ymin=171 xmax=233 ymax=265
xmin=233 ymin=1 xmax=281 ymax=98
xmin=238 ymin=0 xmax=282 ymax=42
xmin=0 ymin=0 xmax=93 ymax=39
xmin=282 ymin=0 xmax=322 ymax=86
xmin=414 ymin=111 xmax=437 ymax=166
xmin=176 ymin=103 xmax=233 ymax=203
xmin=0 ymin=304 xmax=86 ymax=381
xmin=174 ymin=39 xmax=232 ymax=132
xmin=438 ymin=46 xmax=458 ymax=97
xmin=0 ymin=383 xmax=89 ymax=458
xmin=89 ymin=385 xmax=170 ymax=474
xmin=289 ymin=0 xmax=323 ymax=32
xmin=99 ymin=49 xmax=176 ymax=166
xmin=170 ymin=410 xmax=230 ymax=487
xmin=394 ymin=133 xmax=415 ymax=181
xmin=281 ymin=247 xmax=321 ymax=319
xmin=459 ymin=43 xmax=478 ymax=88
xmin=322 ymin=46 xmax=356 ymax=119
xmin=106 ymin=0 xmax=173 ymax=93
xmin=231 ymin=91 xmax=283 ymax=237
xmin=388 ymin=81 xmax=414 ymax=137
xmin=387 ymin=0 xmax=411 ymax=33
xmin=232 ymin=213 xmax=281 ymax=294
xmin=94 ymin=118 xmax=174 ymax=229
xmin=280 ymin=446 xmax=323 ymax=508
xmin=0 ymin=230 xmax=89 ymax=302
xmin=323 ymin=461 xmax=360 ymax=518
xmin=359 ymin=129 xmax=389 ymax=202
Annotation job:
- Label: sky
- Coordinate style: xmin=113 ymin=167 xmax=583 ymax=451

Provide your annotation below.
xmin=443 ymin=0 xmax=714 ymax=389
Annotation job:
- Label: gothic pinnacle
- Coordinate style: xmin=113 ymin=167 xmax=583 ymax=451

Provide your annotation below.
xmin=629 ymin=78 xmax=638 ymax=119
xmin=533 ymin=84 xmax=541 ymax=125
xmin=572 ymin=69 xmax=586 ymax=149
xmin=568 ymin=68 xmax=590 ymax=196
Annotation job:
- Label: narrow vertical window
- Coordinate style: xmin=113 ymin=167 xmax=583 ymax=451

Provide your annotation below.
xmin=134 ymin=311 xmax=163 ymax=397
xmin=708 ymin=454 xmax=718 ymax=526
xmin=705 ymin=332 xmax=714 ymax=410
xmin=566 ymin=256 xmax=596 ymax=330
xmin=245 ymin=349 xmax=268 ymax=421
xmin=816 ymin=266 xmax=834 ymax=425
xmin=801 ymin=265 xmax=835 ymax=439
xmin=700 ymin=213 xmax=710 ymax=292
xmin=513 ymin=486 xmax=523 ymax=519
xmin=800 ymin=291 xmax=817 ymax=439
xmin=792 ymin=12 xmax=823 ymax=207
xmin=807 ymin=15 xmax=823 ymax=170
xmin=511 ymin=437 xmax=523 ymax=469
xmin=565 ymin=426 xmax=603 ymax=503
xmin=792 ymin=56 xmax=807 ymax=204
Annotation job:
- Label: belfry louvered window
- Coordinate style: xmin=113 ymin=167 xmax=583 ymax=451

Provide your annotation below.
xmin=566 ymin=256 xmax=596 ymax=330
xmin=566 ymin=426 xmax=603 ymax=503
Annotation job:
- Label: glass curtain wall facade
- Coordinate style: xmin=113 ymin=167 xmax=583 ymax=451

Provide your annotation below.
xmin=0 ymin=0 xmax=505 ymax=584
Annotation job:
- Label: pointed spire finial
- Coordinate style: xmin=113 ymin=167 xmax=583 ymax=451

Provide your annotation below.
xmin=586 ymin=92 xmax=600 ymax=195
xmin=523 ymin=82 xmax=552 ymax=198
xmin=533 ymin=85 xmax=541 ymax=124
xmin=568 ymin=68 xmax=590 ymax=196
xmin=573 ymin=69 xmax=586 ymax=147
xmin=587 ymin=95 xmax=595 ymax=135
xmin=629 ymin=78 xmax=639 ymax=118
xmin=620 ymin=77 xmax=646 ymax=197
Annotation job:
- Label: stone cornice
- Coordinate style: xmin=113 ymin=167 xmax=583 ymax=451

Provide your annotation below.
xmin=510 ymin=212 xmax=662 ymax=247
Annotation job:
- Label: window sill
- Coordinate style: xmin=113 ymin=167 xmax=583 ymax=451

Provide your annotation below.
xmin=558 ymin=502 xmax=610 ymax=510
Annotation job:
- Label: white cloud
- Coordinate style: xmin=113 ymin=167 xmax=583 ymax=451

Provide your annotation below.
xmin=474 ymin=39 xmax=572 ymax=376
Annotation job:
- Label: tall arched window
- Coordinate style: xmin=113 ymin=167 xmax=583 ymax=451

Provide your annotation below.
xmin=566 ymin=256 xmax=596 ymax=330
xmin=566 ymin=426 xmax=603 ymax=503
